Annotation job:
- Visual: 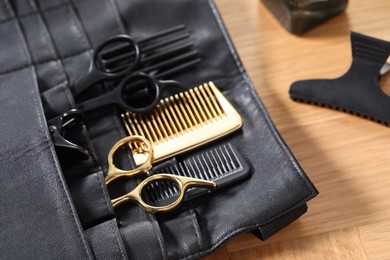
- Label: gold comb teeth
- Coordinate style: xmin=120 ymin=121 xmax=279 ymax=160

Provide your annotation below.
xmin=121 ymin=81 xmax=242 ymax=165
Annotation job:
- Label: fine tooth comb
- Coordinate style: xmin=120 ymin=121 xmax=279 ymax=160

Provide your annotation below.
xmin=143 ymin=143 xmax=250 ymax=206
xmin=121 ymin=82 xmax=243 ymax=165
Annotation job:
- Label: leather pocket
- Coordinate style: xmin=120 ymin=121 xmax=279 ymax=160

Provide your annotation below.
xmin=0 ymin=67 xmax=93 ymax=259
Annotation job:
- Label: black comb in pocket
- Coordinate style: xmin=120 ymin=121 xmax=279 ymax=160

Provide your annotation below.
xmin=143 ymin=143 xmax=251 ymax=206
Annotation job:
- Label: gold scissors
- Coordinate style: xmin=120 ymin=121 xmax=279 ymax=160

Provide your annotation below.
xmin=105 ymin=135 xmax=217 ymax=213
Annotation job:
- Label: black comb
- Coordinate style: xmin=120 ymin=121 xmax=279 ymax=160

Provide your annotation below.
xmin=97 ymin=25 xmax=200 ymax=78
xmin=143 ymin=143 xmax=251 ymax=206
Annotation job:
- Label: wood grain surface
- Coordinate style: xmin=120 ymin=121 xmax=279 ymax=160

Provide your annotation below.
xmin=205 ymin=0 xmax=390 ymax=258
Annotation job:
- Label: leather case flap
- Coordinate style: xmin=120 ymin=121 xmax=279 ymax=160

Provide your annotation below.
xmin=0 ymin=67 xmax=93 ymax=259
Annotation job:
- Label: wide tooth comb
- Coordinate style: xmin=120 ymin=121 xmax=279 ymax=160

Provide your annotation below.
xmin=103 ymin=41 xmax=194 ymax=71
xmin=100 ymin=33 xmax=191 ymax=70
xmin=143 ymin=143 xmax=250 ymax=205
xmin=103 ymin=41 xmax=199 ymax=77
xmin=98 ymin=25 xmax=187 ymax=61
xmin=121 ymin=82 xmax=243 ymax=165
xmin=98 ymin=25 xmax=196 ymax=76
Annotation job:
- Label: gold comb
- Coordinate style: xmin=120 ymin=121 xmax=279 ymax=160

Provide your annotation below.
xmin=121 ymin=81 xmax=242 ymax=165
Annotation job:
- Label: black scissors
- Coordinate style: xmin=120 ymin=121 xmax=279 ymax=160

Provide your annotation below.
xmin=105 ymin=135 xmax=216 ymax=212
xmin=76 ymin=72 xmax=185 ymax=113
xmin=72 ymin=34 xmax=141 ymax=97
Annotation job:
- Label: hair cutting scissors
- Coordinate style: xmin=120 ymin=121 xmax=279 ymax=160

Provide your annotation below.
xmin=105 ymin=135 xmax=216 ymax=213
xmin=76 ymin=72 xmax=185 ymax=113
xmin=72 ymin=34 xmax=141 ymax=97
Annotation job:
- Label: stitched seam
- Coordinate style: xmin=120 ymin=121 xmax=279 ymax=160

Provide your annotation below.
xmin=112 ymin=224 xmax=127 ymax=260
xmin=189 ymin=208 xmax=201 ymax=252
xmin=107 ymin=214 xmax=127 ymax=260
xmin=146 ymin=214 xmax=166 ymax=260
xmin=95 ymin=172 xmax=113 ymax=220
xmin=27 ymin=66 xmax=91 ymax=258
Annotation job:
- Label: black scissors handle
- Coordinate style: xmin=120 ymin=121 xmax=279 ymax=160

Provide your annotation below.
xmin=72 ymin=35 xmax=141 ymax=97
xmin=77 ymin=73 xmax=185 ymax=114
xmin=120 ymin=74 xmax=186 ymax=113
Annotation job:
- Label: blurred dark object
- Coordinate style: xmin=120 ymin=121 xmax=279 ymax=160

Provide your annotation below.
xmin=261 ymin=0 xmax=348 ymax=35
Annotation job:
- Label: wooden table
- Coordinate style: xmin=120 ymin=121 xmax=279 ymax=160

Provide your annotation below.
xmin=206 ymin=0 xmax=390 ymax=259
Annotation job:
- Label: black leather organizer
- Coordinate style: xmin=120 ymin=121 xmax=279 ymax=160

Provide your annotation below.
xmin=0 ymin=0 xmax=318 ymax=259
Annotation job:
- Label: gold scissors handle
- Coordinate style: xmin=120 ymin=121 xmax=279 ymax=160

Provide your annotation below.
xmin=105 ymin=135 xmax=217 ymax=213
xmin=105 ymin=135 xmax=153 ymax=185
xmin=111 ymin=174 xmax=216 ymax=213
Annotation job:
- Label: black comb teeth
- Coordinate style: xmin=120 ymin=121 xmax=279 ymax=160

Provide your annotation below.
xmin=289 ymin=32 xmax=390 ymax=127
xmin=98 ymin=25 xmax=200 ymax=78
xmin=144 ymin=143 xmax=250 ymax=205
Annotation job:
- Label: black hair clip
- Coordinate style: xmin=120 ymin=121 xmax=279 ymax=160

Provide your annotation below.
xmin=289 ymin=32 xmax=390 ymax=126
xmin=48 ymin=109 xmax=90 ymax=160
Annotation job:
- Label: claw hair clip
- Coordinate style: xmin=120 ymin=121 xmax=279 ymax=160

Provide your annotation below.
xmin=290 ymin=32 xmax=390 ymax=126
